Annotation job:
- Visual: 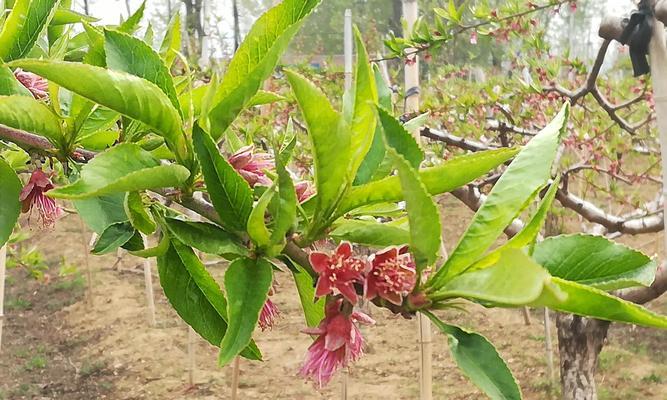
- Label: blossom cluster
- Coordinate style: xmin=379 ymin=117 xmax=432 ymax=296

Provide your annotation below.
xmin=300 ymin=242 xmax=417 ymax=387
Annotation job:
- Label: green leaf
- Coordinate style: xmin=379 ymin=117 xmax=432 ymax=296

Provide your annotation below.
xmin=73 ymin=194 xmax=128 ymax=234
xmin=247 ymin=184 xmax=274 ymax=249
xmin=129 ymin=232 xmax=169 ymax=258
xmin=433 ymin=249 xmax=555 ymax=306
xmin=0 ymin=156 xmax=21 ymax=247
xmin=339 ymin=147 xmax=518 ymax=215
xmin=330 ymin=219 xmax=409 ymax=248
xmin=0 ymin=0 xmax=59 ymax=62
xmin=348 ymin=26 xmax=378 ymax=179
xmin=378 ymin=107 xmax=423 ymax=169
xmin=48 ymin=143 xmax=190 ymax=199
xmin=285 ymin=257 xmax=325 ymax=327
xmin=123 ymin=191 xmax=156 ymax=235
xmin=158 ymin=241 xmax=261 ymax=359
xmin=104 ymin=29 xmax=181 ymax=114
xmin=386 ymin=148 xmax=440 ymax=270
xmin=286 ymin=70 xmax=350 ymax=232
xmin=164 ymin=218 xmax=247 ymax=258
xmin=9 ymin=59 xmax=188 ymax=163
xmin=192 ymin=124 xmax=253 ymax=232
xmin=269 ymin=157 xmax=297 ymax=250
xmin=118 ymin=1 xmax=145 ymax=34
xmin=246 ymin=90 xmax=288 ymax=107
xmin=431 ymin=104 xmax=569 ymax=287
xmin=158 ymin=12 xmax=180 ymax=67
xmin=354 ymin=65 xmax=392 ymax=185
xmin=533 ymin=234 xmax=657 ymax=291
xmin=121 ymin=229 xmax=144 ymax=251
xmin=471 ymin=178 xmax=560 ymax=271
xmin=424 ymin=311 xmax=522 ymax=400
xmin=0 ymin=95 xmax=63 ymax=145
xmin=0 ymin=66 xmax=31 ymax=96
xmin=219 ymin=257 xmax=273 ymax=366
xmin=533 ymin=277 xmax=667 ymax=329
xmin=91 ymin=221 xmax=135 ymax=255
xmin=51 ymin=8 xmax=98 ymax=25
xmin=207 ymin=0 xmax=321 ymax=137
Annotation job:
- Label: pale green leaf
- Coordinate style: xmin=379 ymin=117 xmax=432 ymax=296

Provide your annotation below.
xmin=48 ymin=143 xmax=190 ymax=199
xmin=330 ymin=219 xmax=409 ymax=248
xmin=207 ymin=0 xmax=321 ymax=137
xmin=0 ymin=0 xmax=59 ymax=62
xmin=9 ymin=59 xmax=188 ymax=163
xmin=0 ymin=95 xmax=63 ymax=145
xmin=340 ymin=147 xmax=518 ymax=215
xmin=431 ymin=104 xmax=569 ymax=287
xmin=533 ymin=234 xmax=657 ymax=291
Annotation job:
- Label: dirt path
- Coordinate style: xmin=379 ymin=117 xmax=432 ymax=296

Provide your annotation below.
xmin=1 ymin=213 xmax=665 ymax=399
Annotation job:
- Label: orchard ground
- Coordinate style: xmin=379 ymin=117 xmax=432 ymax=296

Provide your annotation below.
xmin=0 ymin=197 xmax=665 ymax=400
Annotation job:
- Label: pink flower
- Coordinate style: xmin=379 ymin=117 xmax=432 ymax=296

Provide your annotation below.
xmin=228 ymin=145 xmax=274 ymax=187
xmin=300 ymin=300 xmax=374 ymax=388
xmin=295 ymin=181 xmax=315 ymax=203
xmin=259 ymin=298 xmax=280 ymax=331
xmin=365 ymin=246 xmax=417 ymax=306
xmin=19 ymin=169 xmax=63 ymax=229
xmin=14 ymin=69 xmax=49 ymax=100
xmin=309 ymin=242 xmax=367 ymax=304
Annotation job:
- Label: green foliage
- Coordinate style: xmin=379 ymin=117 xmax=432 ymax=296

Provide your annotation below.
xmin=0 ymin=0 xmax=59 ymax=62
xmin=330 ymin=220 xmax=409 ymax=248
xmin=123 ymin=191 xmax=156 ymax=235
xmin=157 ymin=241 xmax=261 ymax=360
xmin=192 ymin=125 xmax=253 ymax=232
xmin=430 ymin=104 xmax=569 ymax=287
xmin=207 ymin=0 xmax=322 ymax=136
xmin=9 ymin=60 xmax=189 ymax=164
xmin=0 ymin=96 xmax=63 ymax=146
xmin=164 ymin=218 xmax=247 ymax=258
xmin=533 ymin=234 xmax=657 ymax=291
xmin=48 ymin=144 xmax=190 ymax=199
xmin=424 ymin=311 xmax=522 ymax=400
xmin=0 ymin=156 xmax=21 ymax=247
xmin=218 ymin=257 xmax=273 ymax=366
xmin=286 ymin=70 xmax=350 ymax=236
xmin=0 ymin=66 xmax=31 ymax=96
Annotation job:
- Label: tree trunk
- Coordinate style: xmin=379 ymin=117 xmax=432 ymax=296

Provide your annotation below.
xmin=391 ymin=0 xmax=402 ymax=36
xmin=556 ymin=314 xmax=610 ymax=400
xmin=233 ymin=0 xmax=241 ymax=51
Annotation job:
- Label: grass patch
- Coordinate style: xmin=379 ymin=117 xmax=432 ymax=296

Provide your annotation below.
xmin=641 ymin=373 xmax=663 ymax=384
xmin=24 ymin=355 xmax=47 ymax=371
xmin=80 ymin=359 xmax=108 ymax=378
xmin=5 ymin=297 xmax=32 ymax=311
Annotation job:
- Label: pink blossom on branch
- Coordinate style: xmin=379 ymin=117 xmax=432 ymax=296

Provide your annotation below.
xmin=295 ymin=181 xmax=315 ymax=203
xmin=227 ymin=145 xmax=274 ymax=187
xmin=365 ymin=246 xmax=417 ymax=306
xmin=19 ymin=169 xmax=63 ymax=229
xmin=309 ymin=242 xmax=367 ymax=304
xmin=299 ymin=300 xmax=375 ymax=388
xmin=258 ymin=298 xmax=280 ymax=331
xmin=14 ymin=69 xmax=49 ymax=100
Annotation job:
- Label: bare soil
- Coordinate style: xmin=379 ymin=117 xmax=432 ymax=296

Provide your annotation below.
xmin=1 ymin=204 xmax=665 ymax=400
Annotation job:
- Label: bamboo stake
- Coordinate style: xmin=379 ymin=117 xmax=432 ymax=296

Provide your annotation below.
xmin=648 ymin=11 xmax=667 ymax=256
xmin=402 ymin=1 xmax=432 ymax=398
xmin=79 ymin=219 xmax=95 ymax=307
xmin=141 ymin=235 xmax=157 ymax=327
xmin=340 ymin=368 xmax=349 ymax=400
xmin=403 ymin=0 xmax=420 ymax=117
xmin=344 ymin=9 xmax=353 ymax=91
xmin=231 ymin=356 xmax=241 ymax=400
xmin=0 ymin=244 xmax=6 ymax=354
xmin=187 ymin=326 xmax=196 ymax=386
xmin=544 ymin=308 xmax=555 ymax=385
xmin=522 ymin=307 xmax=532 ymax=325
